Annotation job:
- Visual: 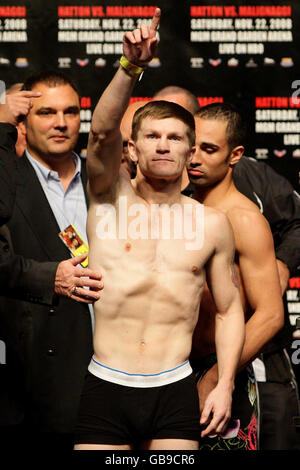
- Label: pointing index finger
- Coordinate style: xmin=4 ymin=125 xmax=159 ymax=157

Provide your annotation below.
xmin=150 ymin=7 xmax=161 ymax=32
xmin=20 ymin=90 xmax=42 ymax=98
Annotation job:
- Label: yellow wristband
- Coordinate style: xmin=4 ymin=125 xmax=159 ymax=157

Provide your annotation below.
xmin=120 ymin=55 xmax=144 ymax=76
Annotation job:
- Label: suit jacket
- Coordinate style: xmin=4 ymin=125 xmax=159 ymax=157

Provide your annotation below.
xmin=0 ymin=123 xmax=61 ymax=425
xmin=0 ymin=122 xmax=58 ymax=302
xmin=0 ymin=123 xmax=17 ymax=225
xmin=2 ymin=154 xmax=93 ymax=433
xmin=0 ymin=225 xmax=61 ymax=426
xmin=0 ymin=225 xmax=58 ymax=303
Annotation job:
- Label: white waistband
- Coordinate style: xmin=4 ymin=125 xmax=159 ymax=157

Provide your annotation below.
xmin=88 ymin=357 xmax=192 ymax=388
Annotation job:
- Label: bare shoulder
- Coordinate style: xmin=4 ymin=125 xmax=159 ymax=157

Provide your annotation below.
xmin=225 ymin=193 xmax=273 ymax=253
xmin=182 ymin=196 xmax=231 ymax=229
xmin=204 ymin=204 xmax=232 ymax=229
xmin=226 ymin=193 xmax=270 ymax=236
xmin=203 ymin=205 xmax=235 ymax=249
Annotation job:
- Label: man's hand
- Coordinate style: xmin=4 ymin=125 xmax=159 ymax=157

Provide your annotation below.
xmin=122 ymin=8 xmax=160 ymax=67
xmin=276 ymin=259 xmax=290 ymax=295
xmin=199 ymin=380 xmax=233 ymax=438
xmin=54 ymin=254 xmax=103 ymax=304
xmin=0 ymin=85 xmax=41 ymax=126
xmin=197 ymin=364 xmax=218 ymax=414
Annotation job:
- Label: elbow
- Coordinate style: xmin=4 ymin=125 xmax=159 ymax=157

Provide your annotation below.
xmin=270 ymin=305 xmax=285 ymax=336
xmin=90 ymin=116 xmax=120 ymax=144
xmin=89 ymin=127 xmax=107 ymax=145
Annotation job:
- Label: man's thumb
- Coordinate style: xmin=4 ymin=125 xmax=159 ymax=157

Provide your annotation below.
xmin=71 ymin=253 xmax=88 ymax=265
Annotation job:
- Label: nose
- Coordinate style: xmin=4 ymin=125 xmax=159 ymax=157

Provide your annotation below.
xmin=156 ymin=136 xmax=170 ymax=153
xmin=190 ymin=148 xmax=203 ymax=166
xmin=54 ymin=112 xmax=67 ymax=130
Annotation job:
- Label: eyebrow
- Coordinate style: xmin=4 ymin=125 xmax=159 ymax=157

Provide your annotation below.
xmin=200 ymin=141 xmax=219 ymax=148
xmin=144 ymin=129 xmax=184 ymax=136
xmin=36 ymin=106 xmax=80 ymax=113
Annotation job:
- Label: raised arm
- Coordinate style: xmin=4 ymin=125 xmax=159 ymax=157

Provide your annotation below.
xmin=200 ymin=210 xmax=245 ymax=437
xmin=87 ymin=8 xmax=160 ymax=197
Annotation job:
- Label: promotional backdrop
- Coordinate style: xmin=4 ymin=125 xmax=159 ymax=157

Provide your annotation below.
xmin=0 ymin=0 xmax=299 ymax=374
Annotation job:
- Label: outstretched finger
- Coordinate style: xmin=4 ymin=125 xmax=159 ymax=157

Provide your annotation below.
xmin=76 ymin=267 xmax=102 ymax=280
xmin=150 ymin=7 xmax=161 ymax=32
xmin=215 ymin=416 xmax=230 ymax=435
xmin=70 ymin=253 xmax=88 ymax=265
xmin=201 ymin=418 xmax=218 ymax=437
xmin=75 ymin=286 xmax=101 ymax=300
xmin=79 ymin=277 xmax=104 ymax=290
xmin=140 ymin=23 xmax=149 ymax=40
xmin=71 ymin=292 xmax=100 ymax=304
xmin=20 ymin=90 xmax=42 ymax=99
xmin=200 ymin=401 xmax=212 ymax=426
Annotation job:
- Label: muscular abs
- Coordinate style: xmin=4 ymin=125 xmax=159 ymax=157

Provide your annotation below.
xmin=86 ymin=194 xmax=210 ymax=374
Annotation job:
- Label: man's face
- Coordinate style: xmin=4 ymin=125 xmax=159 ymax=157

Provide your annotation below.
xmin=129 ymin=116 xmax=194 ymax=181
xmin=25 ymin=83 xmax=80 ymax=161
xmin=187 ymin=117 xmax=232 ymax=188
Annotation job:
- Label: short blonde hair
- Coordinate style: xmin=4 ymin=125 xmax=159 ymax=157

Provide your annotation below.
xmin=132 ymin=100 xmax=195 ymax=147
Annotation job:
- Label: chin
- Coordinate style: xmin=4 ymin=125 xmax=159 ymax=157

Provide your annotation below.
xmin=154 ymin=172 xmax=181 ymax=183
xmin=49 ymin=144 xmax=73 ymax=155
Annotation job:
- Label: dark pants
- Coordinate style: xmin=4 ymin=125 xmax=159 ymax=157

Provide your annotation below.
xmin=257 ymin=350 xmax=300 ymax=450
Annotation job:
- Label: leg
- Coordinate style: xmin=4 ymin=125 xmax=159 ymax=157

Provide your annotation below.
xmin=139 ymin=374 xmax=201 ymax=451
xmin=74 ymin=372 xmax=136 ymax=451
xmin=74 ymin=443 xmax=133 ymax=450
xmin=142 ymin=439 xmax=199 ymax=450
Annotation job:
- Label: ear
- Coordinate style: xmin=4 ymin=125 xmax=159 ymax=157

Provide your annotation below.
xmin=127 ymin=139 xmax=138 ymax=163
xmin=17 ymin=121 xmax=26 ymax=136
xmin=229 ymin=145 xmax=244 ymax=167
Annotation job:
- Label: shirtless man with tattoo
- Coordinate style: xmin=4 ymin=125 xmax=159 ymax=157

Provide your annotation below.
xmin=74 ymin=10 xmax=245 ymax=450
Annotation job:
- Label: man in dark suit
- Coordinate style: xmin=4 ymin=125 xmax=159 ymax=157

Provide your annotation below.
xmin=0 ymin=73 xmax=103 ymax=449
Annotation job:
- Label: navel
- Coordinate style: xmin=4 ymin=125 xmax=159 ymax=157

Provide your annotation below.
xmin=125 ymin=242 xmax=131 ymax=252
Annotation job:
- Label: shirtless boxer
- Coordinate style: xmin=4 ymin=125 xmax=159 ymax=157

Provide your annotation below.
xmin=74 ymin=10 xmax=245 ymax=450
xmin=189 ymin=103 xmax=284 ymax=449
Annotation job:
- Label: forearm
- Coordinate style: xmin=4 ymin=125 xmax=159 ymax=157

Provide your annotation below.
xmin=2 ymin=255 xmax=58 ymax=305
xmin=90 ymin=66 xmax=138 ymax=139
xmin=237 ymin=305 xmax=283 ymax=371
xmin=215 ymin=305 xmax=245 ymax=386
